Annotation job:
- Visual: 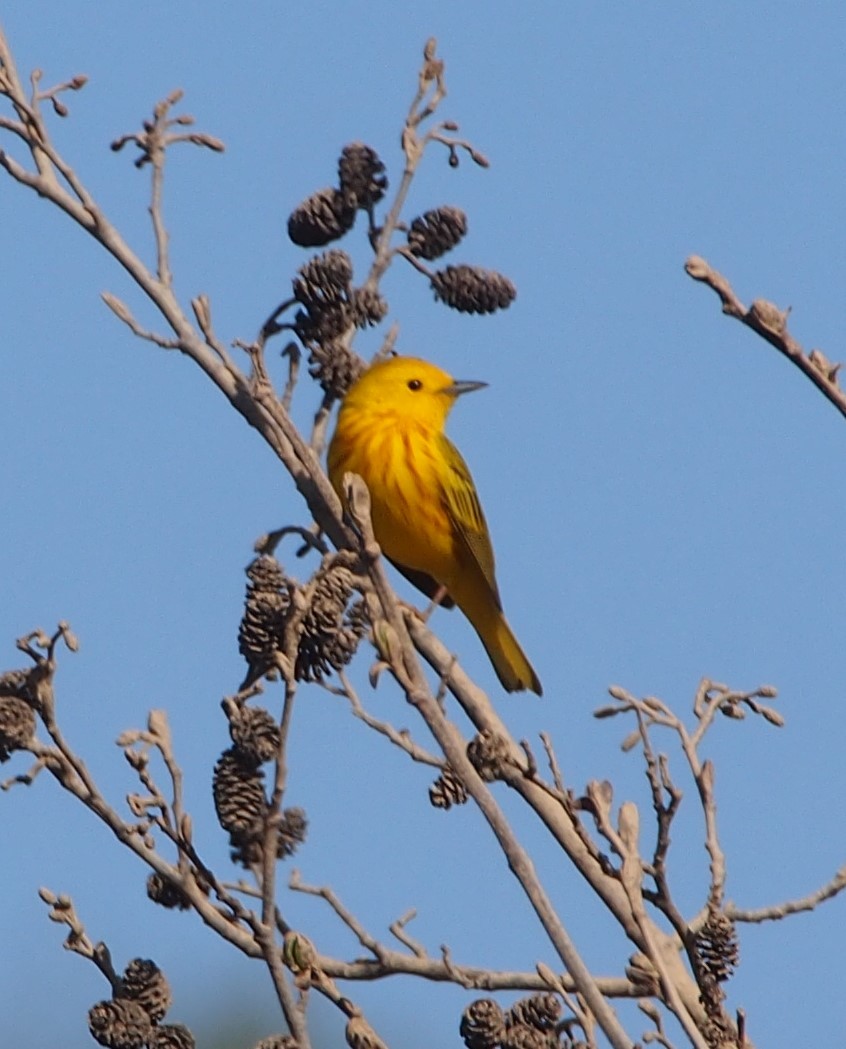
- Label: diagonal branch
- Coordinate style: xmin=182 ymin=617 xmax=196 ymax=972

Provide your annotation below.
xmin=685 ymin=254 xmax=846 ymax=420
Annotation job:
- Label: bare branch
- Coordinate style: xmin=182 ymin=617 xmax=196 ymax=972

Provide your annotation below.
xmin=729 ymin=864 xmax=846 ymax=923
xmin=290 ymin=871 xmax=640 ymax=997
xmin=685 ymin=254 xmax=846 ymax=420
xmin=328 ymin=669 xmax=443 ymax=766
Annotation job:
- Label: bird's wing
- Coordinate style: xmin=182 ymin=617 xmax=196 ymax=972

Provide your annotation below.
xmin=438 ymin=434 xmax=502 ymax=610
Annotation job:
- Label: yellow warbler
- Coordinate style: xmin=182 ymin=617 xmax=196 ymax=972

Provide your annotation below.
xmin=327 ymin=355 xmax=542 ymax=695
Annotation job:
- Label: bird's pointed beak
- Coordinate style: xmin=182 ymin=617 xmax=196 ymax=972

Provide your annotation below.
xmin=445 ymin=379 xmax=488 ymax=397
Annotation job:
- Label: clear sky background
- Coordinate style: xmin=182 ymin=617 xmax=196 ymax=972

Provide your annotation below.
xmin=3 ymin=4 xmax=846 ymax=1048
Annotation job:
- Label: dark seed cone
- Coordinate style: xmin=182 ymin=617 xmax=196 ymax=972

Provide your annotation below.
xmin=338 ymin=142 xmax=388 ymax=210
xmin=149 ymin=1024 xmax=197 ymax=1049
xmin=287 ymin=187 xmax=355 ymax=247
xmin=701 ymin=1023 xmax=731 ymax=1049
xmin=277 ymin=806 xmax=308 ymax=857
xmin=0 ymin=668 xmax=34 ymax=701
xmin=293 ymin=251 xmax=355 ymax=350
xmin=238 ymin=555 xmax=292 ymax=684
xmin=431 ymin=265 xmax=517 ymax=314
xmin=350 ymin=286 xmax=389 ymax=328
xmin=407 ymin=206 xmax=468 ymax=260
xmin=500 ymin=1024 xmax=549 ymax=1049
xmin=213 ymin=747 xmax=267 ymax=838
xmin=296 ymin=567 xmax=367 ymax=682
xmin=121 ymin=958 xmax=172 ymax=1023
xmin=696 ymin=908 xmax=739 ymax=983
xmin=291 ymin=250 xmax=368 ymax=397
xmin=296 ymin=302 xmax=351 ymax=346
xmin=700 ymin=1011 xmax=735 ymax=1049
xmin=429 ymin=765 xmax=468 ymax=809
xmin=229 ymin=705 xmax=281 ymax=765
xmin=507 ymin=994 xmax=561 ymax=1032
xmin=230 ymin=805 xmax=308 ymax=868
xmin=460 ymin=999 xmax=506 ymax=1049
xmin=0 ymin=694 xmax=36 ymax=759
xmin=229 ymin=835 xmax=261 ymax=868
xmin=146 ymin=872 xmax=191 ymax=911
xmin=293 ymin=250 xmax=353 ymax=310
xmin=467 ymin=730 xmax=511 ymax=782
xmin=88 ymin=998 xmax=153 ymax=1049
xmin=306 ymin=342 xmax=366 ymax=400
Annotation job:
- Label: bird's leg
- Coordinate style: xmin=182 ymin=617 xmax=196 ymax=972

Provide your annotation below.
xmin=421 ymin=584 xmax=450 ymax=621
xmin=395 ymin=584 xmax=450 ymax=624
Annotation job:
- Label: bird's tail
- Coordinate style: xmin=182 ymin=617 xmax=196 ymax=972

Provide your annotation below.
xmin=477 ymin=609 xmax=543 ymax=696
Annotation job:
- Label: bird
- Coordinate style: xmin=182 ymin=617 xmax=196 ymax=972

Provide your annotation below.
xmin=327 ymin=355 xmax=542 ymax=695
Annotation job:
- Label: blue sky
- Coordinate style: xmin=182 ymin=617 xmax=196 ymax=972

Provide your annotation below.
xmin=3 ymin=4 xmax=846 ymax=1047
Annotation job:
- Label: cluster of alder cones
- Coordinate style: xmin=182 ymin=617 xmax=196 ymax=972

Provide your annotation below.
xmin=284 ymin=142 xmax=517 ymax=400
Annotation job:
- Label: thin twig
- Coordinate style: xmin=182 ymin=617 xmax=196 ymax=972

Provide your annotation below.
xmin=102 ymin=292 xmax=180 ymax=348
xmin=388 ymin=910 xmax=427 ymax=958
xmin=310 ymin=390 xmax=334 ymax=456
xmin=281 ymin=341 xmax=301 ymax=412
xmin=332 ymin=670 xmax=443 ymax=766
xmin=38 ymin=891 xmax=123 ymax=995
xmin=363 ymin=39 xmax=449 ymax=294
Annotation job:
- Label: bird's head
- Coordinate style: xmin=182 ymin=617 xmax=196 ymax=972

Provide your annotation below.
xmin=341 ymin=355 xmax=487 ymax=428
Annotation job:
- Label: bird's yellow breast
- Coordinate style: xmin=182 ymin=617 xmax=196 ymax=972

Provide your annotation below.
xmin=328 ymin=409 xmax=458 ymax=583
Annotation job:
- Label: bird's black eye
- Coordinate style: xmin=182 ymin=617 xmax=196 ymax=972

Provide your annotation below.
xmin=407 ymin=378 xmax=423 ymax=391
